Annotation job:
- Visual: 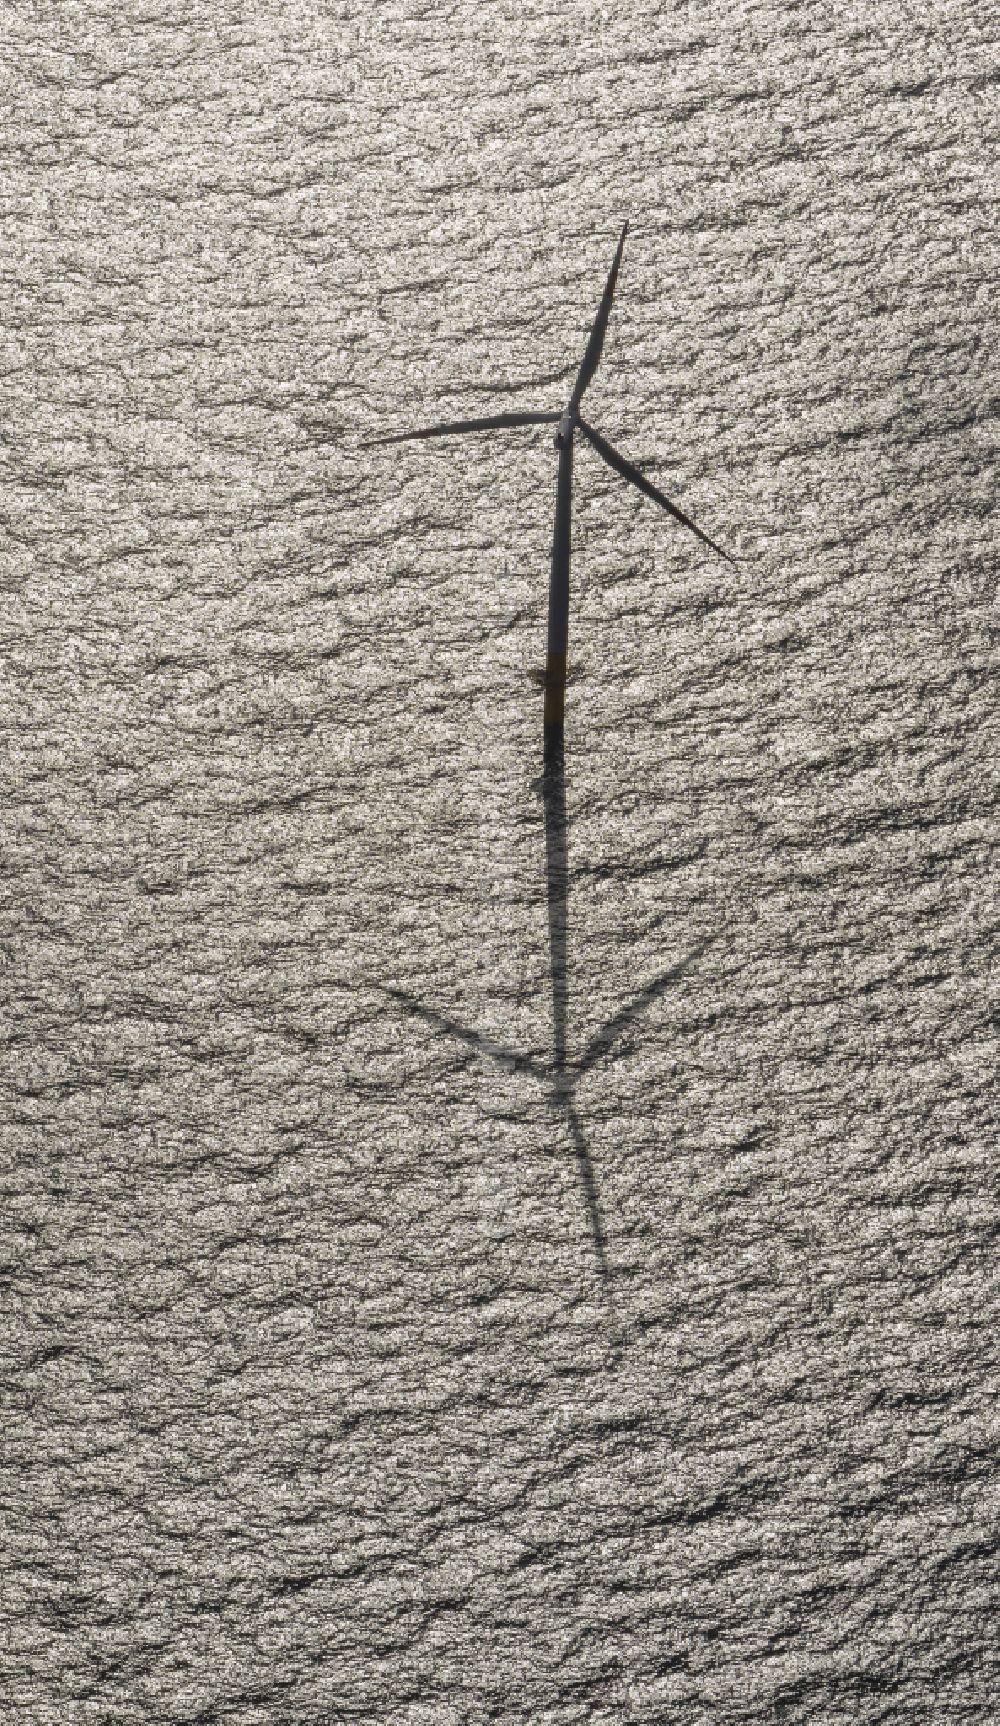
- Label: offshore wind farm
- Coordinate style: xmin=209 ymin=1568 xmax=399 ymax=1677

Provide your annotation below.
xmin=5 ymin=5 xmax=997 ymax=1723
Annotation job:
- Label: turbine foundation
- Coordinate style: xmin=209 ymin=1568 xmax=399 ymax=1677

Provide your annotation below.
xmin=543 ymin=651 xmax=567 ymax=729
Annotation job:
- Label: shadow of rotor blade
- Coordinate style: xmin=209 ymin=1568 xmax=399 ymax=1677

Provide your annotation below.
xmin=574 ymin=934 xmax=716 ymax=1077
xmin=577 ymin=418 xmax=737 ymax=567
xmin=379 ymin=985 xmax=547 ymax=1079
xmin=543 ymin=729 xmax=569 ymax=1071
xmin=363 ymin=410 xmax=560 ymax=446
xmin=570 ymin=223 xmax=629 ymax=410
xmin=565 ymin=1095 xmax=622 ymax=1340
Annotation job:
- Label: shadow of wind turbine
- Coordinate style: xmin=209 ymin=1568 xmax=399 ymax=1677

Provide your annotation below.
xmin=375 ymin=726 xmax=717 ymax=1338
xmin=377 ymin=929 xmax=716 ymax=1336
xmin=574 ymin=934 xmax=717 ymax=1078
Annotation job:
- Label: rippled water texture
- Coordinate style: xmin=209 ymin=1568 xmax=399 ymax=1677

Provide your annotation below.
xmin=4 ymin=2 xmax=998 ymax=1720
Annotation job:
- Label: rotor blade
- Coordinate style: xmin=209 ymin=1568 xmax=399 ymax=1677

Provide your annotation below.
xmin=570 ymin=223 xmax=629 ymax=410
xmin=364 ymin=410 xmax=560 ymax=447
xmin=577 ymin=418 xmax=736 ymax=566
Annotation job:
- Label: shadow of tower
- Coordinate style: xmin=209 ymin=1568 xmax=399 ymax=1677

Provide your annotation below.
xmin=543 ymin=726 xmax=615 ymax=1311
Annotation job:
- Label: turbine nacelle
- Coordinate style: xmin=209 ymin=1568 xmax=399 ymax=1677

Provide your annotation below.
xmin=554 ymin=408 xmax=576 ymax=449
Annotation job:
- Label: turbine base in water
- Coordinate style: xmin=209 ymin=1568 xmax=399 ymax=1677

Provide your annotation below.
xmin=543 ymin=651 xmax=567 ymax=728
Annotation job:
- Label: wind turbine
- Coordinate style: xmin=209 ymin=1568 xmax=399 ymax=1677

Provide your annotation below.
xmin=367 ymin=227 xmax=729 ymax=1330
xmin=366 ymin=222 xmax=735 ymax=736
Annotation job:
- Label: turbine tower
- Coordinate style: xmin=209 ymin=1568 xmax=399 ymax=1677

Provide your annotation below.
xmin=367 ymin=224 xmax=734 ymax=738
